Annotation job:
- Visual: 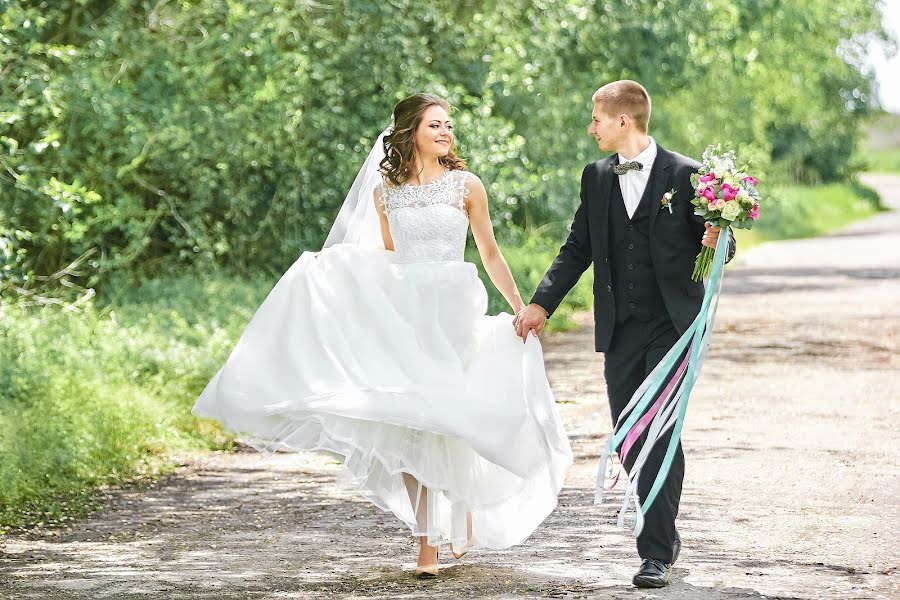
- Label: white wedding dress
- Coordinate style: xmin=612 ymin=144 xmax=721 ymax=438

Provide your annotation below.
xmin=194 ymin=168 xmax=572 ymax=553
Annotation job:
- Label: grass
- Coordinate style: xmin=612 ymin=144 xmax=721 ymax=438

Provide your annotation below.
xmin=0 ymin=276 xmax=272 ymax=529
xmin=861 ymin=148 xmax=900 ymax=174
xmin=860 ymin=112 xmax=900 ymax=174
xmin=731 ymin=180 xmax=883 ymax=250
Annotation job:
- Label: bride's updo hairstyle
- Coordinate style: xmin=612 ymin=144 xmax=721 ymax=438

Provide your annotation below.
xmin=380 ymin=93 xmax=466 ymax=186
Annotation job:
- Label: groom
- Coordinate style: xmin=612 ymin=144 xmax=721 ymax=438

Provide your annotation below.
xmin=515 ymin=80 xmax=735 ymax=588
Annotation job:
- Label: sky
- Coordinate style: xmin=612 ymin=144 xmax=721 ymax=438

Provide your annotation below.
xmin=869 ymin=0 xmax=900 ymax=112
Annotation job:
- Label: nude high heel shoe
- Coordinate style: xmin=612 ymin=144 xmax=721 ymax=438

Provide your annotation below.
xmin=415 ymin=548 xmax=439 ymax=578
xmin=451 ymin=539 xmax=473 ymax=560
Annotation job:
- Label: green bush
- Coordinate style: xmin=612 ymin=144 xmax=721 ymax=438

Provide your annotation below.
xmin=1 ymin=0 xmax=888 ymax=298
xmin=0 ymin=276 xmax=269 ymax=527
xmin=732 ymin=180 xmax=883 ymax=248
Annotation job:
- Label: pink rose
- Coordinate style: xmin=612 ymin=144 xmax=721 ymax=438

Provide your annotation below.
xmin=742 ymin=176 xmax=758 ymax=186
xmin=721 ymin=183 xmax=739 ymax=201
xmin=749 ymin=203 xmax=760 ymax=220
xmin=700 ymin=186 xmax=717 ymax=201
xmin=709 ymin=197 xmax=726 ymax=211
xmin=699 ymin=173 xmax=717 ymax=184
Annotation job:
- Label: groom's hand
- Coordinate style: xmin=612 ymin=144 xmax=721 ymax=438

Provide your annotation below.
xmin=701 ymin=222 xmax=722 ymax=249
xmin=513 ymin=303 xmax=549 ymax=342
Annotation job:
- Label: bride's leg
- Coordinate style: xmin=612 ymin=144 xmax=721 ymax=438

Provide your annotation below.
xmin=402 ymin=473 xmax=438 ymax=570
xmin=452 ymin=511 xmax=474 ymax=559
xmin=402 ymin=472 xmax=429 ymax=531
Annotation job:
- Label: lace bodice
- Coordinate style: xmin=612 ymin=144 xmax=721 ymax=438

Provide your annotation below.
xmin=378 ymin=170 xmax=473 ymax=264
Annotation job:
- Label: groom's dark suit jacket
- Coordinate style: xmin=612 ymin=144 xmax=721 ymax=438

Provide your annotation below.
xmin=531 ymin=144 xmax=736 ymax=352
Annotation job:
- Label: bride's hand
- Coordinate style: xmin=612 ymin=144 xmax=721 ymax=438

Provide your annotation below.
xmin=512 ymin=308 xmax=524 ymax=329
xmin=514 ymin=304 xmax=548 ymax=342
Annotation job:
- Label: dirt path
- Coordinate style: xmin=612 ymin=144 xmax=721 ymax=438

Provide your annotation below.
xmin=2 ymin=175 xmax=898 ymax=600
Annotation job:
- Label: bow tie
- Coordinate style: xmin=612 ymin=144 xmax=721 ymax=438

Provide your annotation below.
xmin=613 ymin=161 xmax=643 ymax=175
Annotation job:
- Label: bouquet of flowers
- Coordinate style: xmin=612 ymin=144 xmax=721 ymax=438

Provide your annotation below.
xmin=690 ymin=145 xmax=761 ymax=281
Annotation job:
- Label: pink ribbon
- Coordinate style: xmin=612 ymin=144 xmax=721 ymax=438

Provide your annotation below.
xmin=619 ymin=350 xmax=691 ymax=464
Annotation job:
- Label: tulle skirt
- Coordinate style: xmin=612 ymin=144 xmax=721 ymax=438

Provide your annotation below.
xmin=193 ymin=244 xmax=572 ymax=553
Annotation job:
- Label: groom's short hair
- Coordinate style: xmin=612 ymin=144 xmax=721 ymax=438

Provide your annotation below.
xmin=592 ymin=80 xmax=651 ymax=132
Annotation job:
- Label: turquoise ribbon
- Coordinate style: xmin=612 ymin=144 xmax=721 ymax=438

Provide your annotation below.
xmin=595 ymin=227 xmax=731 ymax=534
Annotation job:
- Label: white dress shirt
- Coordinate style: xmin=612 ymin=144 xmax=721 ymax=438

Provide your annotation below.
xmin=617 ymin=137 xmax=657 ymax=219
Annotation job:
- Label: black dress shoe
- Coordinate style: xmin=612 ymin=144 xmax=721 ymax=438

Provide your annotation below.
xmin=672 ymin=530 xmax=681 ymax=564
xmin=632 ymin=558 xmax=672 ymax=588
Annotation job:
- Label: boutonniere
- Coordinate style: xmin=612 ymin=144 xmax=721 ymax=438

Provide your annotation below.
xmin=661 ymin=189 xmax=676 ymax=214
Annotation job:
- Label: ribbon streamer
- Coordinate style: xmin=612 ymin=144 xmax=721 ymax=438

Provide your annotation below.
xmin=594 ymin=227 xmax=731 ymax=536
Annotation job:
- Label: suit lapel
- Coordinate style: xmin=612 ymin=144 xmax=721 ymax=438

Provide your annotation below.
xmin=646 ymin=146 xmax=673 ymax=238
xmin=593 ymin=157 xmax=615 ymax=258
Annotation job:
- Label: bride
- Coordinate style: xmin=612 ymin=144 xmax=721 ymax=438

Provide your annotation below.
xmin=193 ymin=93 xmax=572 ymax=577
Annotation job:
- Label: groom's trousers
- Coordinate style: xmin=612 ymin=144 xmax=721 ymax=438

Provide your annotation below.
xmin=604 ymin=314 xmax=684 ymax=563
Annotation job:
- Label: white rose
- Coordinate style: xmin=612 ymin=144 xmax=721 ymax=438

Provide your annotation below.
xmin=721 ymin=200 xmax=741 ymax=221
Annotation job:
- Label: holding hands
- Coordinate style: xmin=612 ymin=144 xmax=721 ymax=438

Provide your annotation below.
xmin=513 ymin=303 xmax=548 ymax=342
